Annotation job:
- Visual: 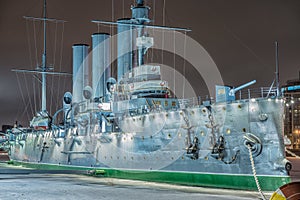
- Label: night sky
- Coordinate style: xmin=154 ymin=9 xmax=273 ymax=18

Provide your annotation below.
xmin=1 ymin=0 xmax=300 ymax=128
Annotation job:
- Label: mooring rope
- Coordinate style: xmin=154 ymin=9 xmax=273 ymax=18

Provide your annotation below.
xmin=247 ymin=144 xmax=266 ymax=200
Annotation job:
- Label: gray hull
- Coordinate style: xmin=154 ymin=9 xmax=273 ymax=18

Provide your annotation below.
xmin=10 ymin=98 xmax=289 ymax=176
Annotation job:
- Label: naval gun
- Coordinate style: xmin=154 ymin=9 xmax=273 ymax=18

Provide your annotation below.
xmin=216 ymin=80 xmax=256 ymax=103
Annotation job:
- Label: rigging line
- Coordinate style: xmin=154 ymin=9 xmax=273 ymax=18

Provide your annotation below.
xmin=183 ymin=31 xmax=187 ymax=99
xmin=33 ymin=20 xmax=39 ymax=69
xmin=54 ymin=22 xmax=60 ymax=112
xmin=26 ymin=20 xmax=37 ymax=113
xmin=111 ymin=0 xmax=114 ymax=73
xmin=151 ymin=0 xmax=155 ymax=62
xmin=162 ymin=0 xmax=172 ymax=30
xmin=163 ymin=0 xmax=166 ymax=26
xmin=161 ymin=0 xmax=166 ymax=65
xmin=23 ymin=73 xmax=35 ymax=117
xmin=52 ymin=23 xmax=62 ymax=110
xmin=25 ymin=20 xmax=34 ymax=72
xmin=15 ymin=73 xmax=30 ymax=124
xmin=173 ymin=30 xmax=175 ymax=96
xmin=204 ymin=5 xmax=270 ymax=68
xmin=36 ymin=67 xmax=42 ymax=110
xmin=49 ymin=79 xmax=55 ymax=115
xmin=53 ymin=22 xmax=59 ymax=75
xmin=123 ymin=0 xmax=125 ymax=18
xmin=20 ymin=99 xmax=32 ymax=125
xmin=57 ymin=22 xmax=66 ymax=110
xmin=32 ymin=75 xmax=37 ymax=113
xmin=223 ymin=24 xmax=270 ymax=68
xmin=111 ymin=0 xmax=114 ymax=34
xmin=41 ymin=0 xmax=46 ymax=20
xmin=16 ymin=73 xmax=31 ymax=121
xmin=50 ymin=21 xmax=59 ymax=114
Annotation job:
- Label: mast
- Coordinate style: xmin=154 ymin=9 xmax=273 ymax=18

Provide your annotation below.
xmin=12 ymin=0 xmax=70 ymax=116
xmin=41 ymin=0 xmax=47 ymax=112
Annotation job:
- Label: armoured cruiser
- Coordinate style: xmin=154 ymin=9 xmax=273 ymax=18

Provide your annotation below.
xmin=5 ymin=0 xmax=293 ymax=192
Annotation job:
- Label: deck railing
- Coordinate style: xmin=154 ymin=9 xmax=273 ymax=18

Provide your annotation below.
xmin=178 ymin=87 xmax=278 ymax=108
xmin=237 ymin=87 xmax=277 ymax=100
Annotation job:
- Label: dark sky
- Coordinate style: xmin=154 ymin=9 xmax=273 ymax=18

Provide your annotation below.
xmin=1 ymin=0 xmax=300 ymax=128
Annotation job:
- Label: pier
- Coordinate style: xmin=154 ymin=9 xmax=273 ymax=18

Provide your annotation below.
xmin=0 ymin=156 xmax=299 ymax=200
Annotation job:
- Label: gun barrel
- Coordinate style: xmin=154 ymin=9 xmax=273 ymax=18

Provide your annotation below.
xmin=233 ymin=80 xmax=256 ymax=93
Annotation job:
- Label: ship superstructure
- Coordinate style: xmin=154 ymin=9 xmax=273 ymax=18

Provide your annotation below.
xmin=5 ymin=0 xmax=293 ymax=192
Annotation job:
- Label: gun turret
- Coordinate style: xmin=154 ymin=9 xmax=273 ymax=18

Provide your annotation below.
xmin=216 ymin=80 xmax=256 ymax=103
xmin=229 ymin=80 xmax=256 ymax=96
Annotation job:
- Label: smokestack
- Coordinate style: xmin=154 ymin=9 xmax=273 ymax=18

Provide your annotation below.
xmin=117 ymin=18 xmax=134 ymax=82
xmin=72 ymin=44 xmax=89 ymax=103
xmin=116 ymin=1 xmax=150 ymax=82
xmin=131 ymin=2 xmax=150 ymax=22
xmin=92 ymin=33 xmax=110 ymax=98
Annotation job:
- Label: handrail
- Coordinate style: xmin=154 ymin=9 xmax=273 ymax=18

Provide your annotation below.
xmin=177 ymin=87 xmax=278 ymax=108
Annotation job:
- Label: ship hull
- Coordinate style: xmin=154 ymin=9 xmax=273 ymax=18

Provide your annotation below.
xmin=9 ymin=98 xmax=291 ymax=191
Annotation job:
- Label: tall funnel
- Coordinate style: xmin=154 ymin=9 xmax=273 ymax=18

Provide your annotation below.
xmin=72 ymin=44 xmax=89 ymax=103
xmin=131 ymin=1 xmax=150 ymax=23
xmin=117 ymin=18 xmax=134 ymax=82
xmin=92 ymin=33 xmax=111 ymax=98
xmin=116 ymin=1 xmax=151 ymax=82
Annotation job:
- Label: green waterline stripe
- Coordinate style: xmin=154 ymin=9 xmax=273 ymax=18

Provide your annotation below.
xmin=10 ymin=160 xmax=290 ymax=178
xmin=11 ymin=160 xmax=290 ymax=191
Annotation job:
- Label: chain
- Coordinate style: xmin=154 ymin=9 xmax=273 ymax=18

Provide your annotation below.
xmin=285 ymin=147 xmax=300 ymax=159
xmin=247 ymin=145 xmax=266 ymax=200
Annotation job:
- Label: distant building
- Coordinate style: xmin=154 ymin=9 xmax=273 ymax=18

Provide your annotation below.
xmin=282 ymin=72 xmax=300 ymax=149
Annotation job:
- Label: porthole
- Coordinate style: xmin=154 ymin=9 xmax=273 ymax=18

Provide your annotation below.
xmin=226 ymin=129 xmax=231 ymax=134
